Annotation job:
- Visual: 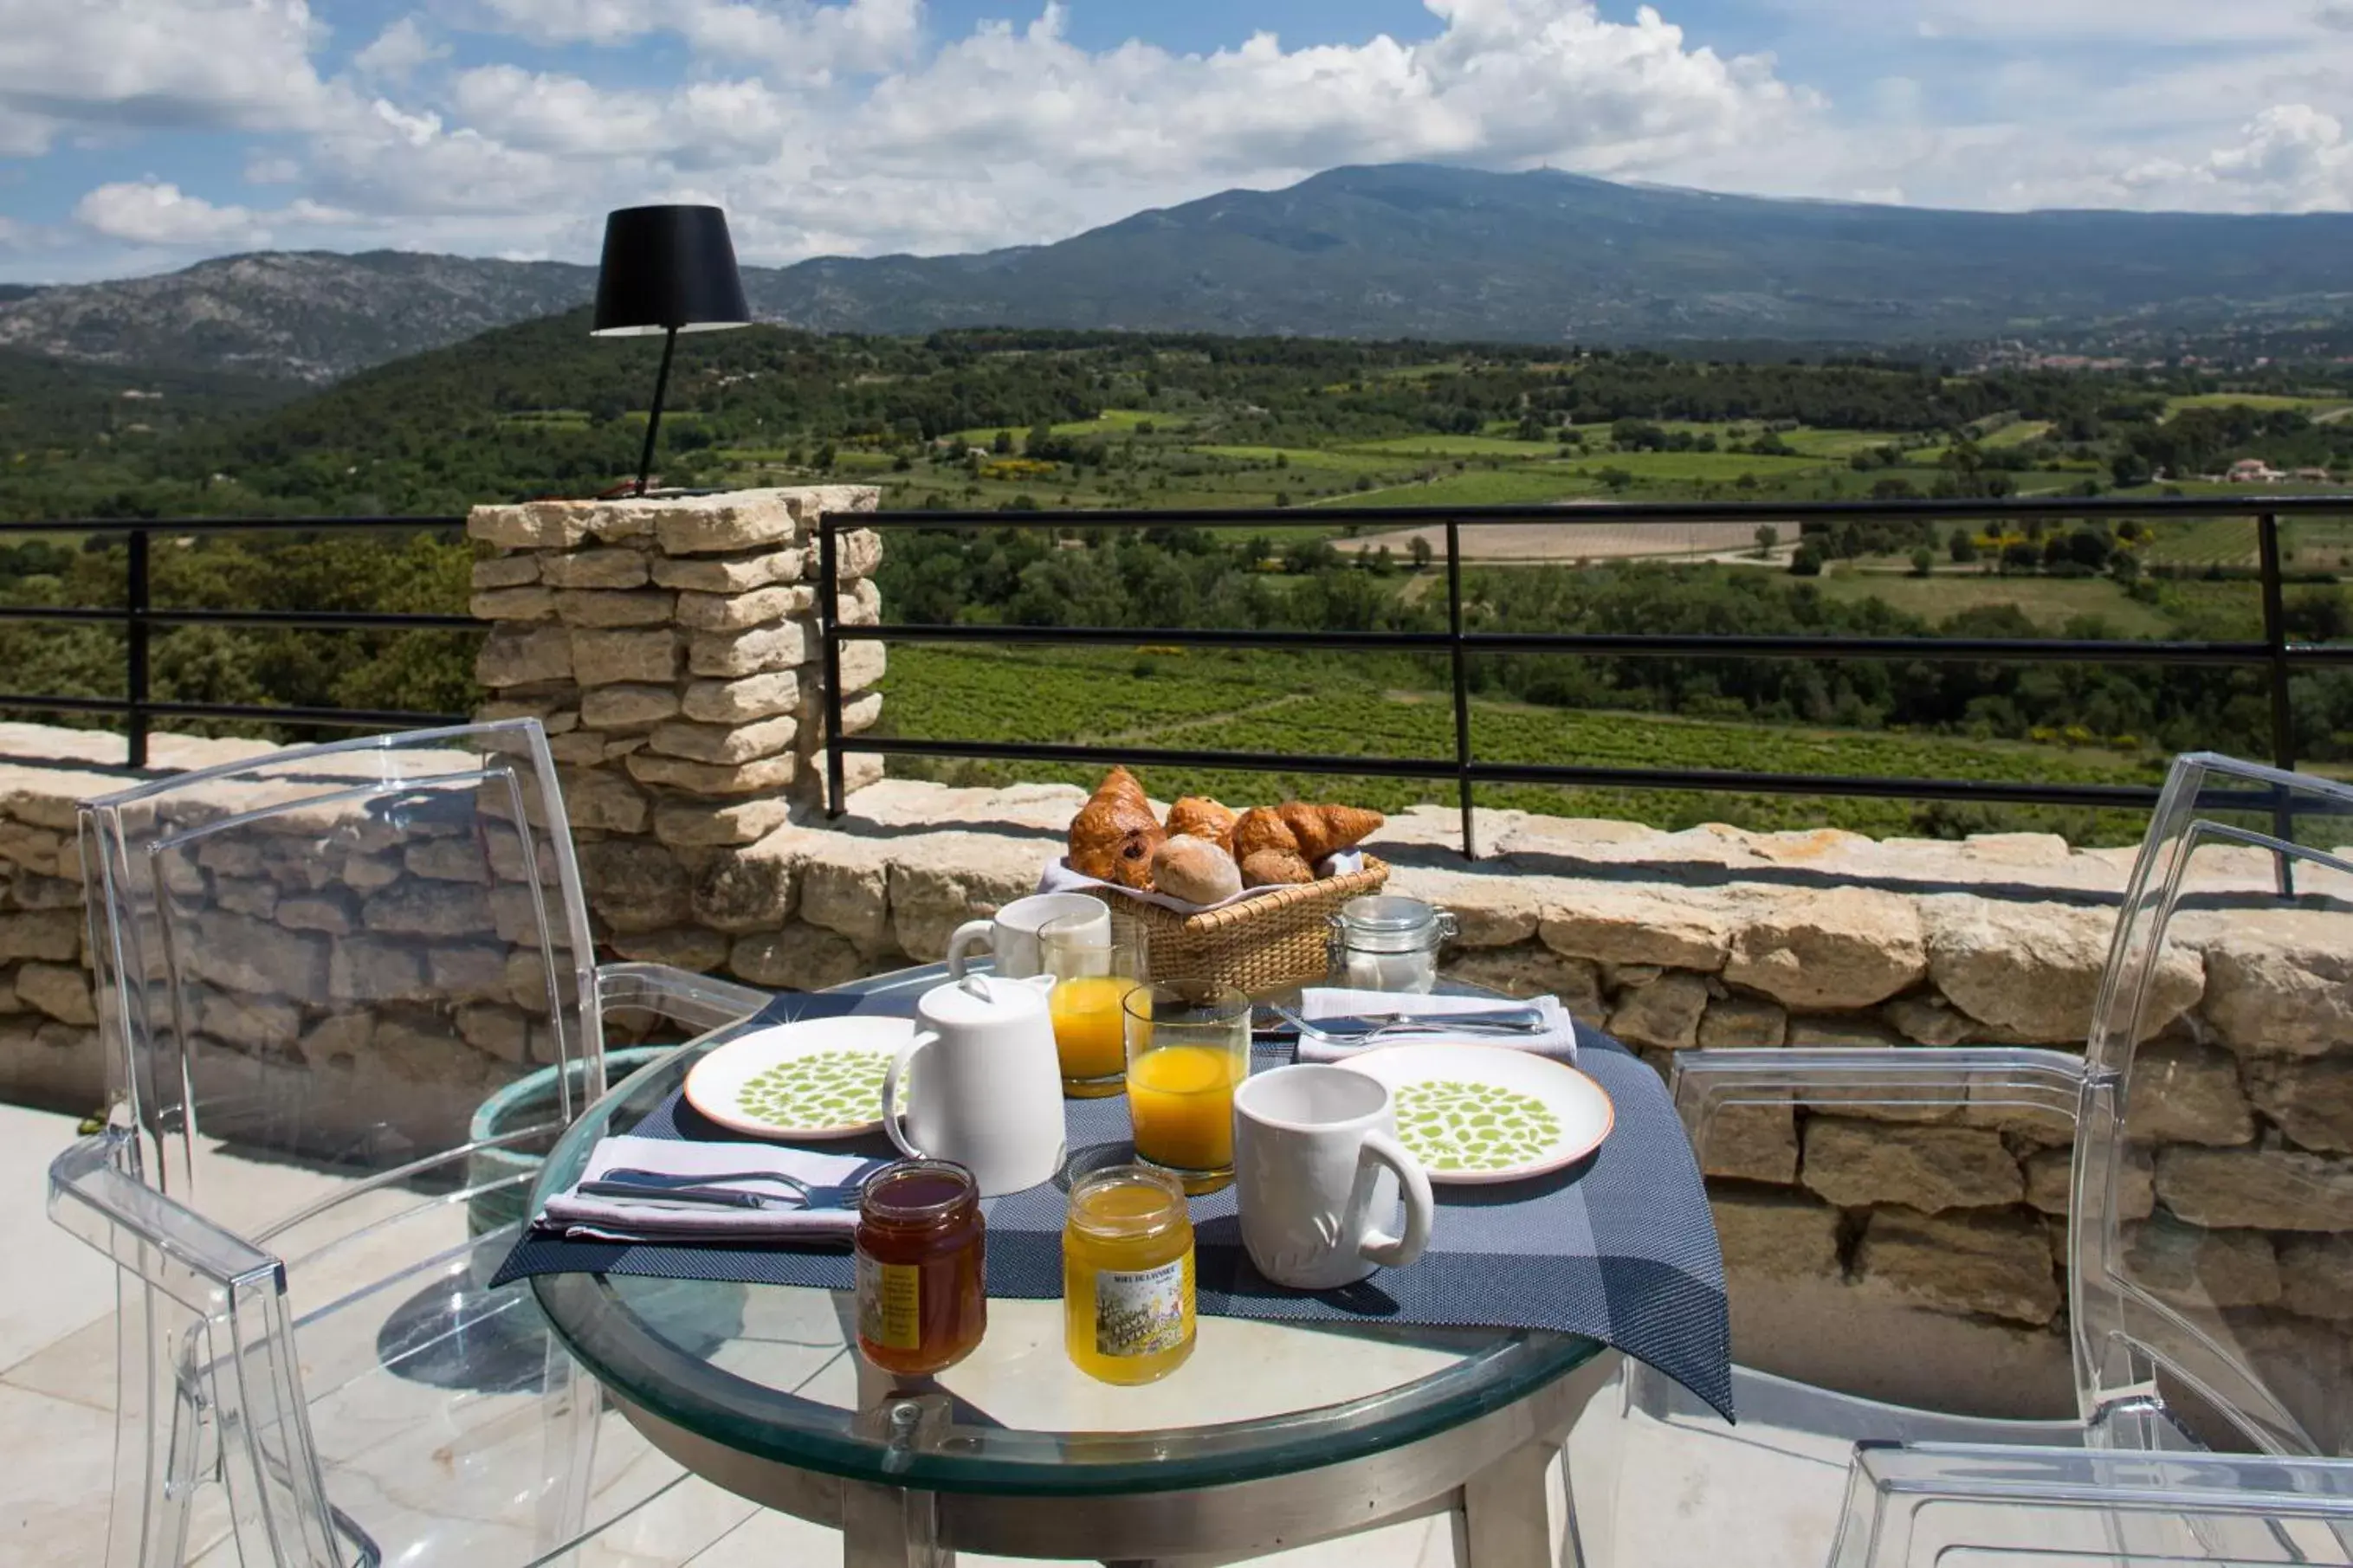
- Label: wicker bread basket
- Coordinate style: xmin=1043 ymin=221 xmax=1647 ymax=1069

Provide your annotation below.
xmin=1099 ymin=856 xmax=1392 ymax=994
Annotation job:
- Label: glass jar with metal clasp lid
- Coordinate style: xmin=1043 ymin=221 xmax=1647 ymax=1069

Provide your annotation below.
xmin=1326 ymin=895 xmax=1458 ymax=994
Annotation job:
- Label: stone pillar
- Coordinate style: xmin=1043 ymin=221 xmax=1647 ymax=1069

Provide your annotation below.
xmin=467 ymin=485 xmax=885 ymax=976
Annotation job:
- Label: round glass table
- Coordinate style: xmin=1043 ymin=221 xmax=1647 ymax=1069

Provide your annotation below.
xmin=531 ymin=963 xmax=1614 ymax=1565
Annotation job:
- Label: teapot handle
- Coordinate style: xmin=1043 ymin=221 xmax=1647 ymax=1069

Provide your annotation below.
xmin=881 ymin=1028 xmax=938 ymax=1159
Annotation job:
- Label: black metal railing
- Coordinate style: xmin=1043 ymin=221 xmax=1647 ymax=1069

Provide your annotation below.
xmin=0 ymin=515 xmax=473 ymax=766
xmin=815 ymin=495 xmax=2353 ymax=858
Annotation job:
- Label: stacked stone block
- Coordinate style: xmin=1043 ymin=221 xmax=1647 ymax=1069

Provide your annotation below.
xmin=468 ymin=486 xmax=886 ymax=979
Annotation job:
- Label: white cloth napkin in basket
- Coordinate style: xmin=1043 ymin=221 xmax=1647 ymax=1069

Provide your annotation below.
xmin=1038 ymin=849 xmax=1367 ymax=914
xmin=1294 ymin=987 xmax=1580 ymax=1062
xmin=535 ymin=1134 xmax=885 ymax=1244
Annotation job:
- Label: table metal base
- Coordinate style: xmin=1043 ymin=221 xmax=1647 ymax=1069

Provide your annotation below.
xmin=607 ymin=1350 xmax=1620 ymax=1567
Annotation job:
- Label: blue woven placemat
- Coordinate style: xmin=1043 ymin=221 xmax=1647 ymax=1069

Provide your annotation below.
xmin=495 ymin=992 xmax=1732 ymax=1417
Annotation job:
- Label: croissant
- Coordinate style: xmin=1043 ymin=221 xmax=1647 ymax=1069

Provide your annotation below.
xmin=1098 ymin=765 xmax=1150 ymax=810
xmin=1070 ymin=769 xmax=1165 ymax=886
xmin=1240 ymin=848 xmax=1315 ymax=887
xmin=1166 ymin=796 xmax=1238 ymax=854
xmin=1230 ymin=807 xmax=1299 ymax=862
xmin=1276 ymin=803 xmax=1385 ymax=863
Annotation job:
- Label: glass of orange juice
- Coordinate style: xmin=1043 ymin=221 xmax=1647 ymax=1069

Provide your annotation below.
xmin=1122 ymin=981 xmax=1251 ymax=1194
xmin=1042 ymin=913 xmax=1143 ymax=1099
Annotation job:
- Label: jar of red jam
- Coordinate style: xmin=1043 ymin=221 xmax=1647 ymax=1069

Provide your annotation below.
xmin=854 ymin=1159 xmax=986 ymax=1376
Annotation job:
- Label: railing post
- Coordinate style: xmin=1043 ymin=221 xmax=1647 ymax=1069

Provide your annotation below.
xmin=818 ymin=513 xmax=845 ymax=818
xmin=2257 ymin=511 xmax=2298 ymax=895
xmin=125 ymin=528 xmax=149 ymax=769
xmin=1445 ymin=519 xmax=1476 ymax=861
xmin=2257 ymin=512 xmax=2296 ymax=775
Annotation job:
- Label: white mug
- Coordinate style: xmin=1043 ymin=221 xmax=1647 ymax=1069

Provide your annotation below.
xmin=1233 ymin=1064 xmax=1436 ymax=1291
xmin=946 ymin=893 xmax=1109 ymax=980
xmin=882 ymin=974 xmax=1068 ymax=1197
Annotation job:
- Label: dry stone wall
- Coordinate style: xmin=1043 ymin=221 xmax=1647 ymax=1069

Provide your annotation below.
xmin=469 ymin=485 xmax=887 ymax=976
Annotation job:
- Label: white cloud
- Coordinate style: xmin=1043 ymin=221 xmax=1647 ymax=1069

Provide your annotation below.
xmin=353 ymin=16 xmax=450 ymax=83
xmin=843 ymin=2 xmax=1801 ymax=184
xmin=0 ymin=0 xmax=333 ymax=153
xmin=74 ymin=181 xmax=267 ymax=246
xmin=467 ymin=0 xmax=921 ymax=75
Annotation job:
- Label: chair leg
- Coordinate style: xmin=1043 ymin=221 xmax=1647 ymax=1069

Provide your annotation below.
xmin=535 ymin=1334 xmax=605 ymax=1564
xmin=210 ymin=1276 xmax=344 ymax=1568
xmin=108 ymin=1273 xmax=203 ymax=1568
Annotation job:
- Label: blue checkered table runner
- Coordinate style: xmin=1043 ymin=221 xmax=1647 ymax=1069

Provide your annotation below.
xmin=494 ymin=990 xmax=1733 ymax=1417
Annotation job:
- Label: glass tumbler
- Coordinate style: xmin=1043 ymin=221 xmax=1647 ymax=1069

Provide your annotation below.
xmin=1042 ymin=912 xmax=1145 ymax=1098
xmin=1122 ymin=981 xmax=1251 ymax=1194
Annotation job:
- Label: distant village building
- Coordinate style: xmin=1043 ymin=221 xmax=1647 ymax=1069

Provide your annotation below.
xmin=2227 ymin=458 xmax=2285 ymax=483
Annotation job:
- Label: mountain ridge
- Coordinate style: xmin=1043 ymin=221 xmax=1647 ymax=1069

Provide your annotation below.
xmin=7 ymin=163 xmax=2353 ymax=381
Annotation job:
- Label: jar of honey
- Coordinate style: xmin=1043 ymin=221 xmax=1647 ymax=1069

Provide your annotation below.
xmin=1062 ymin=1164 xmax=1195 ymax=1384
xmin=854 ymin=1160 xmax=986 ymax=1376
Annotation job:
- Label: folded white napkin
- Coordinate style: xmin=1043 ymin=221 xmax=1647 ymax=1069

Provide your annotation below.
xmin=1038 ymin=849 xmax=1367 ymax=914
xmin=1294 ymin=987 xmax=1580 ymax=1062
xmin=535 ymin=1134 xmax=884 ymax=1243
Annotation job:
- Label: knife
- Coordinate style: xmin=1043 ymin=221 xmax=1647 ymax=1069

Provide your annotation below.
xmin=1276 ymin=1004 xmax=1548 ymax=1039
xmin=578 ymin=1178 xmax=801 ymax=1210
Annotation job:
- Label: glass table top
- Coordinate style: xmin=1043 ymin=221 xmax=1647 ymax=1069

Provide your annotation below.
xmin=530 ymin=963 xmax=1604 ymax=1495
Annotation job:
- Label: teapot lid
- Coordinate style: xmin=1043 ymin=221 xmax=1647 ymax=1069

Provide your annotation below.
xmin=920 ymin=971 xmax=1049 ymax=1025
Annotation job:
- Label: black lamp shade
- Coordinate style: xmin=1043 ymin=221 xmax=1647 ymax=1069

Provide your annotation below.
xmin=591 ymin=204 xmax=751 ymax=337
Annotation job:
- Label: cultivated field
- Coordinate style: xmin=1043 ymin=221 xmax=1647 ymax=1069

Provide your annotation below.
xmin=1335 ymin=518 xmax=1768 ymax=562
xmin=876 ymin=643 xmax=2162 ymax=843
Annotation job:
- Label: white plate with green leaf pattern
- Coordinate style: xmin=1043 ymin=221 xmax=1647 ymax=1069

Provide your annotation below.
xmin=682 ymin=1016 xmax=916 ymax=1141
xmin=1335 ymin=1044 xmax=1613 ymax=1184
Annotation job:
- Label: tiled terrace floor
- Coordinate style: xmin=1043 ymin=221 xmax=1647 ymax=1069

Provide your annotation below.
xmin=1 ymin=1102 xmax=1848 ymax=1568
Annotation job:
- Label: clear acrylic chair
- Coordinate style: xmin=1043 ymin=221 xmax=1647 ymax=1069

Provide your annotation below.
xmin=1831 ymin=1443 xmax=2353 ymax=1565
xmin=1587 ymin=752 xmax=2353 ymax=1567
xmin=46 ymin=720 xmax=768 ymax=1567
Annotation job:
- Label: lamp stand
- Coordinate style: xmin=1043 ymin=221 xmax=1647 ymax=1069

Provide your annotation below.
xmin=633 ymin=326 xmax=679 ymax=497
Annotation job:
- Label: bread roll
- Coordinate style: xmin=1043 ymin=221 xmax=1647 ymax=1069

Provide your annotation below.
xmin=1165 ymin=796 xmax=1238 ymax=854
xmin=1276 ymin=803 xmax=1386 ymax=863
xmin=1070 ymin=769 xmax=1165 ymax=885
xmin=1152 ymin=835 xmax=1243 ymax=905
xmin=1240 ymin=848 xmax=1314 ymax=887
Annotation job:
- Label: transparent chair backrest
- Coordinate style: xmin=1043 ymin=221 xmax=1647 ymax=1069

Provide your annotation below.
xmin=2076 ymin=752 xmax=2353 ymax=1457
xmin=81 ymin=720 xmax=601 ymax=1251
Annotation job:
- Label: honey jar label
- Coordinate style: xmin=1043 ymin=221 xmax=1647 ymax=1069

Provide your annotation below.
xmin=1095 ymin=1255 xmax=1193 ymax=1358
xmin=856 ymin=1254 xmax=921 ymax=1352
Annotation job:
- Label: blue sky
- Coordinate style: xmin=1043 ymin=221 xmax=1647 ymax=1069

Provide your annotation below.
xmin=4 ymin=1 xmax=2350 ymax=282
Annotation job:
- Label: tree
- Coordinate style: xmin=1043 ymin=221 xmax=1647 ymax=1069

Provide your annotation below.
xmin=1910 ymin=546 xmax=1935 ymax=578
xmin=1408 ymin=535 xmax=1435 ymax=571
xmin=1788 ymin=543 xmax=1825 ymax=577
xmin=2065 ymin=527 xmax=2114 ymax=570
xmin=2001 ymin=540 xmax=2041 ymax=574
xmin=1754 ymin=523 xmax=1780 ymax=558
xmin=1949 ymin=530 xmax=1980 ymax=565
xmin=2111 ymin=452 xmax=2153 ymax=488
xmin=992 ymin=429 xmax=1015 ymax=455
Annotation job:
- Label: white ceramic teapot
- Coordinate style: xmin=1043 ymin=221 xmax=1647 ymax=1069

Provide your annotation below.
xmin=882 ymin=973 xmax=1069 ymax=1197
